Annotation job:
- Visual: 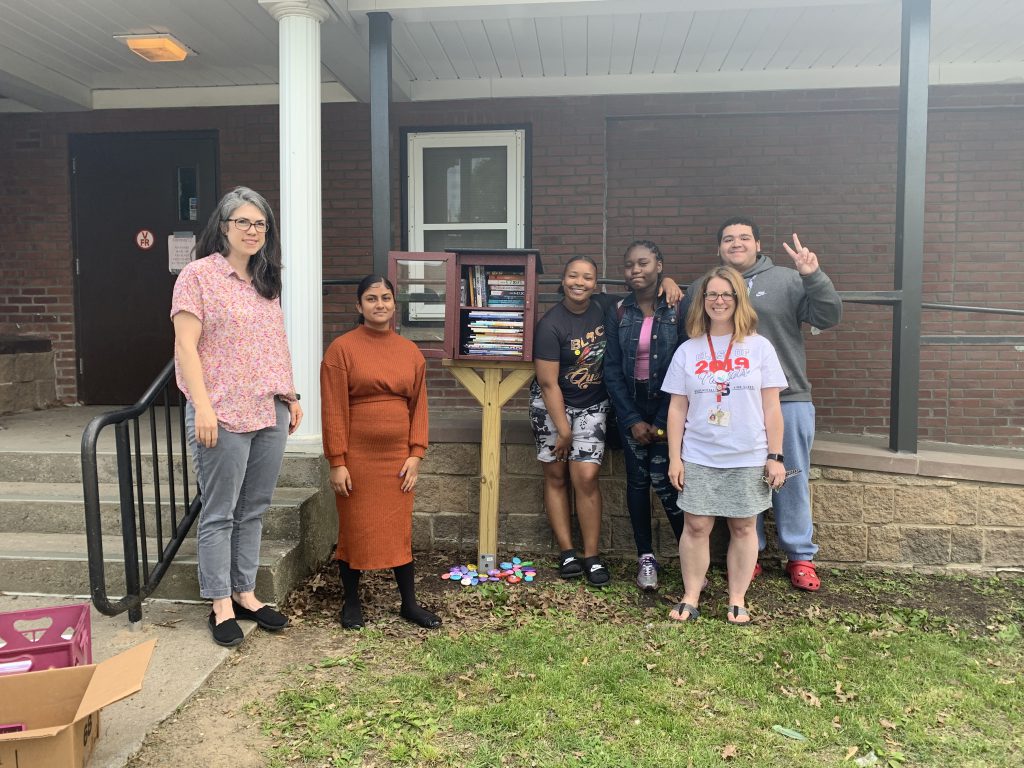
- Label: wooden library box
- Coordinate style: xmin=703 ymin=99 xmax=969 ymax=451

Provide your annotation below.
xmin=388 ymin=248 xmax=542 ymax=362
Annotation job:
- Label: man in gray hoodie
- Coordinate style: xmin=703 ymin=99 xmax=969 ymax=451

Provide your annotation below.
xmin=709 ymin=216 xmax=842 ymax=591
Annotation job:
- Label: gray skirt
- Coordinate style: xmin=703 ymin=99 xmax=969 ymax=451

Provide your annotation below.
xmin=678 ymin=461 xmax=769 ymax=518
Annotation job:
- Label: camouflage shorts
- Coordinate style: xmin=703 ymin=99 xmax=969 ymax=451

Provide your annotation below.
xmin=529 ymin=392 xmax=611 ymax=465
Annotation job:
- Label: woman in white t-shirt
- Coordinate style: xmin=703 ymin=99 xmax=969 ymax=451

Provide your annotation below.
xmin=661 ymin=266 xmax=788 ymax=626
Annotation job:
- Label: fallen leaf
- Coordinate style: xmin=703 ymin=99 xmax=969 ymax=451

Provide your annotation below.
xmin=835 ymin=681 xmax=856 ymax=703
xmin=879 ymin=718 xmax=897 ymax=730
xmin=801 ymin=689 xmax=822 ymax=708
xmin=844 ymin=746 xmax=859 ymax=761
xmin=721 ymin=744 xmax=738 ymax=759
xmin=580 ymin=656 xmax=589 ymax=666
xmin=772 ymin=725 xmax=807 ymax=741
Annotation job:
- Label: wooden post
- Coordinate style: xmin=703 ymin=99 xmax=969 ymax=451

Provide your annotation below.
xmin=443 ymin=359 xmax=534 ymax=571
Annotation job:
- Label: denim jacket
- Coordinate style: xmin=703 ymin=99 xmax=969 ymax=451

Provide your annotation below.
xmin=603 ymin=294 xmax=687 ymax=431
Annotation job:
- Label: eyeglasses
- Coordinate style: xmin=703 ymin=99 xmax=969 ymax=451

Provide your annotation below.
xmin=224 ymin=217 xmax=269 ymax=233
xmin=704 ymin=291 xmax=737 ymax=302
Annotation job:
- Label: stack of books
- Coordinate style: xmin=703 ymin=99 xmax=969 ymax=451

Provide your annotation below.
xmin=485 ymin=270 xmax=525 ymax=308
xmin=463 ymin=311 xmax=525 ymax=357
xmin=463 ymin=266 xmax=527 ymax=308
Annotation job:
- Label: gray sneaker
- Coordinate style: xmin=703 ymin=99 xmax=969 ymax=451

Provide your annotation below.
xmin=636 ymin=554 xmax=658 ymax=591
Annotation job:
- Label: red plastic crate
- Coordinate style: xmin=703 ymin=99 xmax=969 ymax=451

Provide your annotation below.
xmin=0 ymin=603 xmax=92 ymax=676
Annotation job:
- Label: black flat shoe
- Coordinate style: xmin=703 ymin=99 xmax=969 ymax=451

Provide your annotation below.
xmin=340 ymin=601 xmax=364 ymax=630
xmin=400 ymin=604 xmax=442 ymax=629
xmin=231 ymin=599 xmax=289 ymax=631
xmin=208 ymin=611 xmax=243 ymax=648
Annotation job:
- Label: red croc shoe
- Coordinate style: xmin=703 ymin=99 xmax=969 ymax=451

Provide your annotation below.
xmin=786 ymin=560 xmax=820 ymax=591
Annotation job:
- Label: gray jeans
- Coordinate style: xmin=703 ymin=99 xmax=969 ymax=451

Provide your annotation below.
xmin=186 ymin=400 xmax=289 ymax=599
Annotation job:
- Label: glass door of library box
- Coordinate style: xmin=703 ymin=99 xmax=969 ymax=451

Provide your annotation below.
xmin=387 ymin=251 xmax=454 ymax=359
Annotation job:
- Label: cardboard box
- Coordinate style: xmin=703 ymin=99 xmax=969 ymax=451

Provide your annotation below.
xmin=0 ymin=639 xmax=156 ymax=767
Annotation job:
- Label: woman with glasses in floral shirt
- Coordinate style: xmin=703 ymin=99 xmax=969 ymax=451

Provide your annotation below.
xmin=171 ymin=187 xmax=303 ymax=647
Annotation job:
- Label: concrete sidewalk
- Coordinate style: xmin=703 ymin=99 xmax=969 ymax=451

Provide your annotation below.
xmin=0 ymin=593 xmax=253 ymax=767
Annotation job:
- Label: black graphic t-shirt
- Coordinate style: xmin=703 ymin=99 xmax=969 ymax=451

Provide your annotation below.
xmin=534 ymin=299 xmax=610 ymax=408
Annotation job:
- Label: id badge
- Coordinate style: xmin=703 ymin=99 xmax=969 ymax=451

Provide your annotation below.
xmin=707 ymin=407 xmax=731 ymax=427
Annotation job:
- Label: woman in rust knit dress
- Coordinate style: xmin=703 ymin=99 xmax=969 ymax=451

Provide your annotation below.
xmin=320 ymin=274 xmax=441 ymax=630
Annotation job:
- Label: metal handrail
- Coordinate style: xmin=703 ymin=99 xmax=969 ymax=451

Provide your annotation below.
xmin=81 ymin=360 xmax=200 ymax=624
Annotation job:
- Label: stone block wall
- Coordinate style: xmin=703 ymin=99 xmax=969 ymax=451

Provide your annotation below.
xmin=0 ymin=337 xmax=56 ymax=415
xmin=413 ymin=443 xmax=1024 ymax=574
xmin=812 ymin=467 xmax=1024 ymax=572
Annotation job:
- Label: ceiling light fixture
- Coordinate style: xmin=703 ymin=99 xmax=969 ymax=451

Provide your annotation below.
xmin=116 ymin=34 xmax=190 ymax=63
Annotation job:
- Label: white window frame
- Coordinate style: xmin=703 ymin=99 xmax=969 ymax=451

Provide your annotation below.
xmin=406 ymin=129 xmax=526 ymax=252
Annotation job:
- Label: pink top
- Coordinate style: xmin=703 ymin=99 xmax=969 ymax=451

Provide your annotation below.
xmin=171 ymin=253 xmax=296 ymax=433
xmin=632 ymin=315 xmax=655 ymax=380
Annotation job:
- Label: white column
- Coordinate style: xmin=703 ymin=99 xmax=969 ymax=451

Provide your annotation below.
xmin=259 ymin=0 xmax=332 ymax=446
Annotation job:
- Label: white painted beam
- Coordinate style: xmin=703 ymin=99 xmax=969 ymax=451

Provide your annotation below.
xmin=91 ymin=82 xmax=355 ymax=110
xmin=407 ymin=61 xmax=1024 ymax=100
xmin=348 ymin=0 xmax=886 ymax=23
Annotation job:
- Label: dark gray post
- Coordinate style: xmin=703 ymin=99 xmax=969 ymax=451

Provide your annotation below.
xmin=369 ymin=12 xmax=392 ymax=276
xmin=890 ymin=0 xmax=930 ymax=453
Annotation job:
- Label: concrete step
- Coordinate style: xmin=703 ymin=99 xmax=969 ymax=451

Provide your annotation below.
xmin=0 ymin=481 xmax=317 ymax=540
xmin=0 ymin=450 xmax=324 ymax=487
xmin=0 ymin=532 xmax=305 ymax=602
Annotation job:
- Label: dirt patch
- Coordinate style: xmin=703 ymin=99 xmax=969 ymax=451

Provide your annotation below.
xmin=126 ymin=552 xmax=1023 ymax=767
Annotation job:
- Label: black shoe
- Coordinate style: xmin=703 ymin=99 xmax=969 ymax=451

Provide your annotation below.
xmin=340 ymin=601 xmax=364 ymax=630
xmin=558 ymin=552 xmax=584 ymax=579
xmin=584 ymin=558 xmax=611 ymax=587
xmin=400 ymin=604 xmax=442 ymax=629
xmin=208 ymin=611 xmax=243 ymax=648
xmin=231 ymin=599 xmax=288 ymax=631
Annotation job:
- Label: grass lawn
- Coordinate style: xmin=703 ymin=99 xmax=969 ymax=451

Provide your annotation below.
xmin=258 ymin=556 xmax=1024 ymax=767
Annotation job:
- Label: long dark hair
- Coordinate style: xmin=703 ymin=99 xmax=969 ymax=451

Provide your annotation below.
xmin=195 ymin=187 xmax=282 ymax=300
xmin=355 ymin=274 xmax=395 ymax=324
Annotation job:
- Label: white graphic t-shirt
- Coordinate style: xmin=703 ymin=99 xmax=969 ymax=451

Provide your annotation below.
xmin=661 ymin=332 xmax=787 ymax=468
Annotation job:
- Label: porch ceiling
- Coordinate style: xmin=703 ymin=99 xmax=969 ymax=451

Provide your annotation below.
xmin=0 ymin=0 xmax=1021 ymax=113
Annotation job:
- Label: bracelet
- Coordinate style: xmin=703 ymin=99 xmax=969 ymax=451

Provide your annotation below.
xmin=766 ymin=452 xmax=784 ymax=463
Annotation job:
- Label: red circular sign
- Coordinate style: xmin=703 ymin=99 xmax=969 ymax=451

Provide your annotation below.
xmin=135 ymin=229 xmax=155 ymax=250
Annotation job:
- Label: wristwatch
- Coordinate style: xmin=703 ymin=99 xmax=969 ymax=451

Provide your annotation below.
xmin=766 ymin=453 xmax=784 ymax=463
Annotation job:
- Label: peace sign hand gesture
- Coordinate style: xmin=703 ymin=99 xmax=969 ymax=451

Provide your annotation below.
xmin=781 ymin=233 xmax=819 ymax=276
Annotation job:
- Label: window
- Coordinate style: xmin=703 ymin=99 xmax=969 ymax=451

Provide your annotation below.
xmin=407 ymin=129 xmax=526 ymax=252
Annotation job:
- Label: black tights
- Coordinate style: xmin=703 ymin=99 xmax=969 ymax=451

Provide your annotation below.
xmin=337 ymin=559 xmax=440 ymax=628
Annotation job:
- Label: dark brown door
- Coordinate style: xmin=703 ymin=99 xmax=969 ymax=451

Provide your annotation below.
xmin=71 ymin=132 xmax=218 ymax=404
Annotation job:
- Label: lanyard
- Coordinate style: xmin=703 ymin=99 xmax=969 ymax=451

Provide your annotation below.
xmin=706 ymin=333 xmax=734 ymax=403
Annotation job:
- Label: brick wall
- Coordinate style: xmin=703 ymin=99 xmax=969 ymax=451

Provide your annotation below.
xmin=1 ymin=85 xmax=1022 ymax=445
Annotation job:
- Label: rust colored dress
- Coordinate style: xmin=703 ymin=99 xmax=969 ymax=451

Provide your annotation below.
xmin=320 ymin=324 xmax=428 ymax=570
